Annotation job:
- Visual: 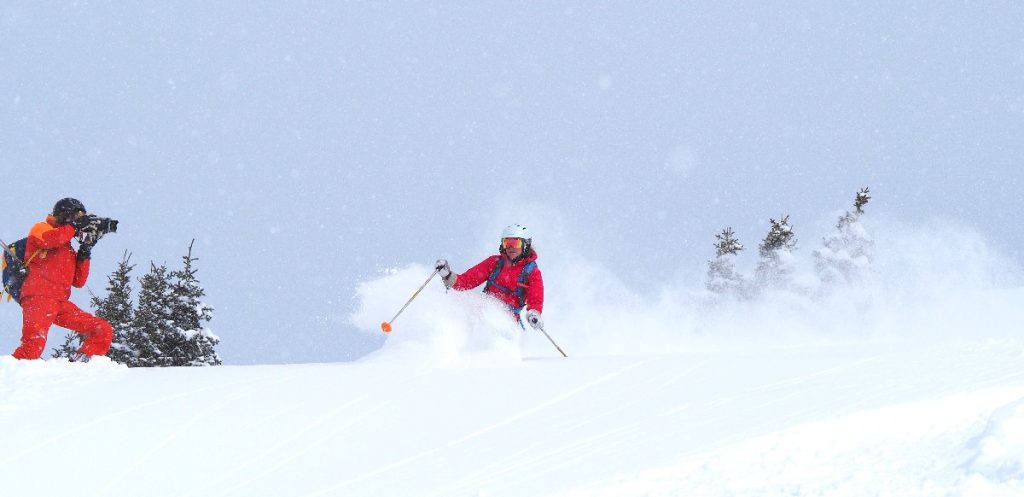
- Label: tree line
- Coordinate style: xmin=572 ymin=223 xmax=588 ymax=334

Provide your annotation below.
xmin=706 ymin=187 xmax=873 ymax=300
xmin=54 ymin=240 xmax=221 ymax=367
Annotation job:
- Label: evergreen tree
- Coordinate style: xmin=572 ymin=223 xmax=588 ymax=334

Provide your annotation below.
xmin=51 ymin=332 xmax=82 ymax=360
xmin=169 ymin=240 xmax=220 ymax=366
xmin=755 ymin=215 xmax=798 ymax=290
xmin=90 ymin=251 xmax=137 ymax=365
xmin=50 ymin=243 xmax=220 ymax=367
xmin=706 ymin=227 xmax=748 ymax=299
xmin=814 ymin=187 xmax=874 ymax=286
xmin=130 ymin=262 xmax=176 ymax=367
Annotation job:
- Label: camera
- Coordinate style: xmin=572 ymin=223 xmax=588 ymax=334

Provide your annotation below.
xmin=76 ymin=214 xmax=119 ymax=245
xmin=86 ymin=214 xmax=118 ymax=235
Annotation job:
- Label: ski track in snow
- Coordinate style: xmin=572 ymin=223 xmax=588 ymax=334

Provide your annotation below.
xmin=493 ymin=352 xmax=959 ymax=496
xmin=210 ymin=365 xmax=449 ymax=497
xmin=424 ymin=359 xmax=711 ymax=497
xmin=430 ymin=353 xmax=898 ymax=495
xmin=460 ymin=399 xmax=712 ymax=495
xmin=92 ymin=369 xmax=308 ymax=497
xmin=0 ymin=369 xmax=278 ymax=467
xmin=175 ymin=387 xmax=332 ymax=497
xmin=300 ymin=358 xmax=656 ymax=497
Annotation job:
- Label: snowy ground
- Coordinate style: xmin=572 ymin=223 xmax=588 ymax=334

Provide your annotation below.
xmin=4 ymin=223 xmax=1024 ymax=497
xmin=3 ymin=338 xmax=1024 ymax=497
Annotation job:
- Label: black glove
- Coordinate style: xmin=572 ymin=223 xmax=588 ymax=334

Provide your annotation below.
xmin=70 ymin=215 xmax=91 ymax=234
xmin=77 ymin=225 xmax=100 ymax=246
xmin=77 ymin=243 xmax=93 ymax=261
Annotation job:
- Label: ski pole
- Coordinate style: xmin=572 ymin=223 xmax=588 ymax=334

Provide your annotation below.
xmin=0 ymin=238 xmax=21 ymax=264
xmin=536 ymin=324 xmax=567 ymax=357
xmin=380 ymin=268 xmax=440 ymax=333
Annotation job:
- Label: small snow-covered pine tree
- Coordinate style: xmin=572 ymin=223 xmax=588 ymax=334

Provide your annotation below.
xmin=706 ymin=227 xmax=748 ymax=299
xmin=814 ymin=187 xmax=874 ymax=286
xmin=130 ymin=262 xmax=176 ymax=367
xmin=754 ymin=215 xmax=798 ymax=291
xmin=51 ymin=332 xmax=82 ymax=360
xmin=92 ymin=251 xmax=136 ymax=365
xmin=169 ymin=240 xmax=220 ymax=366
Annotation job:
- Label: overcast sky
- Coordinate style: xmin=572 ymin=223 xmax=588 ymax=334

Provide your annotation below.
xmin=2 ymin=2 xmax=1022 ymax=364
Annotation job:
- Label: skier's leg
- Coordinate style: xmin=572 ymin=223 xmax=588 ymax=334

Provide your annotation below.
xmin=13 ymin=297 xmax=59 ymax=359
xmin=54 ymin=301 xmax=113 ymax=357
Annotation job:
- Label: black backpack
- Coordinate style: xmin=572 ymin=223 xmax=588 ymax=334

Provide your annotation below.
xmin=2 ymin=238 xmax=30 ymax=304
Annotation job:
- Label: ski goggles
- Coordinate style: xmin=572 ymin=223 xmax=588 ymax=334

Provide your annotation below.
xmin=502 ymin=237 xmax=525 ymax=250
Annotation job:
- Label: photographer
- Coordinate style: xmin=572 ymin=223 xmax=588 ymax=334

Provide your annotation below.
xmin=10 ymin=198 xmax=113 ymax=361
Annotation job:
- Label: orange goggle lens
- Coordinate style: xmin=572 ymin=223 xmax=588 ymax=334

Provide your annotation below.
xmin=502 ymin=238 xmax=524 ymax=250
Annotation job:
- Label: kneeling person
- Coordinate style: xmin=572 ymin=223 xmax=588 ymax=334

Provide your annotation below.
xmin=11 ymin=198 xmax=113 ymax=360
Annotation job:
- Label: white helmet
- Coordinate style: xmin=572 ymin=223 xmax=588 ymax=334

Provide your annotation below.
xmin=500 ymin=224 xmax=531 ymax=241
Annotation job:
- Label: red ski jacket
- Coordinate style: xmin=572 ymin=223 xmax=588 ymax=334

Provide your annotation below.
xmin=453 ymin=250 xmax=543 ymax=313
xmin=20 ymin=216 xmax=90 ymax=301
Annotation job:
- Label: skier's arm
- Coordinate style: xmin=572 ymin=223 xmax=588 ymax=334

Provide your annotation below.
xmin=524 ymin=266 xmax=544 ymax=314
xmin=452 ymin=256 xmax=500 ymax=291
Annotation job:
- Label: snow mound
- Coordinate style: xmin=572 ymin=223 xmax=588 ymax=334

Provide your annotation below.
xmin=349 ymin=264 xmax=524 ymax=365
xmin=552 ymin=386 xmax=1024 ymax=497
xmin=0 ymin=355 xmax=125 ymax=412
xmin=963 ymin=398 xmax=1024 ymax=496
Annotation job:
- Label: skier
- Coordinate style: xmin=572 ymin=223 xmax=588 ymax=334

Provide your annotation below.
xmin=11 ymin=198 xmax=113 ymax=360
xmin=435 ymin=224 xmax=545 ymax=330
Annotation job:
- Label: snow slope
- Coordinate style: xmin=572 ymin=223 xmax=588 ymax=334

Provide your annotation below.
xmin=4 ymin=223 xmax=1024 ymax=496
xmin=4 ymin=335 xmax=1024 ymax=496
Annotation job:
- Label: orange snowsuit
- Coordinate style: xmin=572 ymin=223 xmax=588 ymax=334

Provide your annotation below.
xmin=11 ymin=216 xmax=112 ymax=360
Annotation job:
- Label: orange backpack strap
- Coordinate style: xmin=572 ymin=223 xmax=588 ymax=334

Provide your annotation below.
xmin=25 ymin=222 xmax=54 ymax=265
xmin=25 ymin=248 xmax=43 ymax=265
